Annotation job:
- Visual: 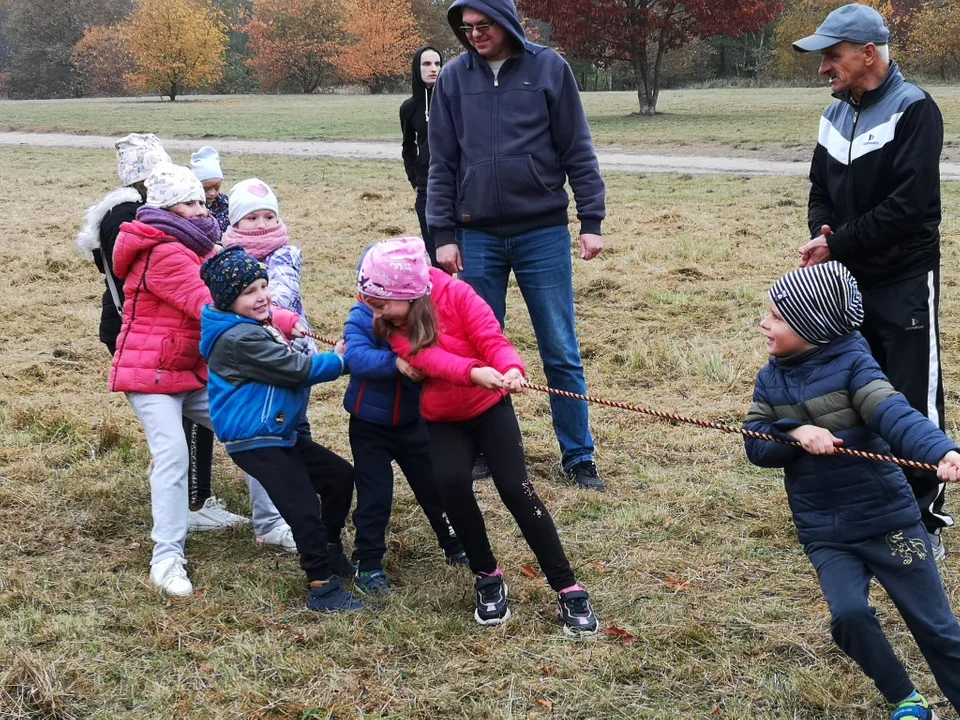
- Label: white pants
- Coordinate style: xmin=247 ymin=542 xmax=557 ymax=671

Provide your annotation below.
xmin=127 ymin=389 xmax=283 ymax=565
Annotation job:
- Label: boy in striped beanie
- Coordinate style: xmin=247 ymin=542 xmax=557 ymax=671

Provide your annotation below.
xmin=744 ymin=261 xmax=960 ymax=720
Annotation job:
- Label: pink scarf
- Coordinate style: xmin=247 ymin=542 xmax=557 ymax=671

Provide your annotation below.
xmin=222 ymin=221 xmax=289 ymax=261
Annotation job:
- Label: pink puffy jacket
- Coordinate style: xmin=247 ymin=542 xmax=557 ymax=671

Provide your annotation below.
xmin=388 ymin=268 xmax=525 ymax=423
xmin=109 ymin=220 xmax=215 ymax=394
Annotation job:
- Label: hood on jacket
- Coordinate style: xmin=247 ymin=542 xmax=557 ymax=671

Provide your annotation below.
xmin=76 ymin=186 xmax=143 ymax=259
xmin=112 ymin=219 xmax=181 ymax=280
xmin=448 ymin=0 xmax=527 ymax=56
xmin=200 ymin=304 xmax=259 ymax=360
xmin=411 ymin=46 xmax=443 ymax=96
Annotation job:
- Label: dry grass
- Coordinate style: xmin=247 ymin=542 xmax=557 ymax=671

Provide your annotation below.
xmin=1 ymin=145 xmax=959 ymax=719
xmin=2 ymin=87 xmax=960 ymax=160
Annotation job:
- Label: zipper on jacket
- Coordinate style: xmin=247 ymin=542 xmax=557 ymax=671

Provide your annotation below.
xmin=846 ymin=109 xmax=860 ymax=222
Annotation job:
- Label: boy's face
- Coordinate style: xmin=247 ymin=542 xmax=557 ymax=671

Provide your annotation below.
xmin=362 ymin=296 xmax=410 ymax=326
xmin=202 ymin=179 xmax=222 ymax=206
xmin=169 ymin=200 xmax=208 ymax=219
xmin=761 ymin=302 xmax=814 ymax=357
xmin=229 ymin=278 xmax=271 ymax=322
xmin=236 ymin=209 xmax=280 ymax=231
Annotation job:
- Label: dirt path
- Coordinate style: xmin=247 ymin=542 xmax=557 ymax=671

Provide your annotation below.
xmin=4 ymin=131 xmax=960 ymax=180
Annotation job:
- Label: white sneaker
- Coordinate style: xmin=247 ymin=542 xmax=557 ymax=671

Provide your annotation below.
xmin=150 ymin=557 xmax=193 ymax=597
xmin=187 ymin=496 xmax=250 ymax=533
xmin=929 ymin=531 xmax=946 ymax=563
xmin=257 ymin=524 xmax=297 ymax=554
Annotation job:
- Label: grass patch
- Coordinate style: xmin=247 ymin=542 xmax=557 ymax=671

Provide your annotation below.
xmin=0 ymin=144 xmax=958 ymax=718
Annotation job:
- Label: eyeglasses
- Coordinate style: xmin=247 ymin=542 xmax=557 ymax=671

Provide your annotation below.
xmin=459 ymin=22 xmax=493 ymax=36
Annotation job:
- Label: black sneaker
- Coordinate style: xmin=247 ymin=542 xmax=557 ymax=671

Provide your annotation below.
xmin=557 ymin=587 xmax=599 ymax=637
xmin=354 ymin=568 xmax=392 ymax=595
xmin=445 ymin=549 xmax=470 ymax=567
xmin=474 ymin=573 xmax=510 ymax=626
xmin=565 ymin=461 xmax=606 ymax=491
xmin=327 ymin=544 xmax=357 ymax=578
xmin=472 ymin=455 xmax=491 ymax=481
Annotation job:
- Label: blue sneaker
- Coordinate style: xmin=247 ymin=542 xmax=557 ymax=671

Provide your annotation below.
xmin=891 ymin=693 xmax=938 ymax=720
xmin=355 ymin=569 xmax=392 ymax=595
xmin=306 ymin=577 xmax=363 ymax=612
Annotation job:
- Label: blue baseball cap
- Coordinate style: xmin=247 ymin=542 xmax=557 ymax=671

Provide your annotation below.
xmin=793 ymin=3 xmax=889 ymax=53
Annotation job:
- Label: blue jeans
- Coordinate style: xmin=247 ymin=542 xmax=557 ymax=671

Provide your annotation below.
xmin=459 ymin=225 xmax=594 ymax=470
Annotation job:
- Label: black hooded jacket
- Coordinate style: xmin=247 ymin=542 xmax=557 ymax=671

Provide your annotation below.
xmin=400 ymin=47 xmax=442 ymax=193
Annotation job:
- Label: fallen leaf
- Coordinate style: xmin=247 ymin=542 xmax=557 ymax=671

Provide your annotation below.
xmin=535 ymin=699 xmax=553 ymax=710
xmin=541 ymin=665 xmax=557 ymax=676
xmin=521 ymin=564 xmax=539 ymax=579
xmin=664 ymin=576 xmax=690 ymax=592
xmin=602 ymin=625 xmax=637 ymax=647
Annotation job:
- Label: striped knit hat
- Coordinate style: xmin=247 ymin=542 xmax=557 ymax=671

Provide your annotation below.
xmin=769 ymin=261 xmax=864 ymax=346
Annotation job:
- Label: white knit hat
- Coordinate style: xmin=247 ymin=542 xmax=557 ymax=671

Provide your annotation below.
xmin=191 ymin=146 xmax=223 ymax=182
xmin=228 ymin=178 xmax=280 ymax=226
xmin=116 ymin=133 xmax=171 ymax=187
xmin=145 ymin=162 xmax=205 ymax=209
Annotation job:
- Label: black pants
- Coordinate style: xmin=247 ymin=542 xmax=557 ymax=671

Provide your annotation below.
xmin=428 ymin=397 xmax=576 ymax=591
xmin=415 ymin=191 xmax=447 ymax=273
xmin=350 ymin=416 xmax=461 ymax=571
xmin=860 ymin=270 xmax=951 ymax=533
xmin=231 ymin=437 xmax=355 ymax=582
xmin=184 ymin=419 xmax=213 ymax=508
xmin=806 ymin=523 xmax=960 ymax=708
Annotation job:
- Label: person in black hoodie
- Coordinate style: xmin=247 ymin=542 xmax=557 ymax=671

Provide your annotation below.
xmin=400 ymin=46 xmax=443 ymax=269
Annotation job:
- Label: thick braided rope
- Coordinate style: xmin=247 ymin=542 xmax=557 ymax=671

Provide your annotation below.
xmin=302 ymin=330 xmax=938 ymax=473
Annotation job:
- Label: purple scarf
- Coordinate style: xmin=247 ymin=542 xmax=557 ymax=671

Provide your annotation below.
xmin=136 ymin=206 xmax=221 ymax=257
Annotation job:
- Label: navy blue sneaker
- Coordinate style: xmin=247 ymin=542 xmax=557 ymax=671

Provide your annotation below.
xmin=445 ymin=550 xmax=470 ymax=567
xmin=474 ymin=572 xmax=510 ymax=626
xmin=327 ymin=544 xmax=356 ymax=578
xmin=557 ymin=586 xmax=599 ymax=637
xmin=355 ymin=569 xmax=392 ymax=595
xmin=306 ymin=577 xmax=363 ymax=612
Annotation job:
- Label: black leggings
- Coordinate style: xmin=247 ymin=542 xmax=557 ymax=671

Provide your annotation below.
xmin=428 ymin=397 xmax=576 ymax=591
xmin=184 ymin=419 xmax=213 ymax=508
xmin=231 ymin=437 xmax=355 ymax=582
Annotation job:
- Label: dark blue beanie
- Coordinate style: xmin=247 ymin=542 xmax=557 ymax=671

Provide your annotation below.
xmin=200 ymin=246 xmax=268 ymax=310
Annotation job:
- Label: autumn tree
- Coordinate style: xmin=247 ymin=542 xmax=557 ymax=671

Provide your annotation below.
xmin=520 ymin=0 xmax=783 ymax=115
xmin=903 ymin=1 xmax=960 ymax=80
xmin=123 ymin=0 xmax=228 ymax=100
xmin=411 ymin=0 xmax=461 ymax=58
xmin=335 ymin=0 xmax=422 ymax=90
xmin=73 ymin=25 xmax=133 ymax=96
xmin=242 ymin=0 xmax=346 ymax=93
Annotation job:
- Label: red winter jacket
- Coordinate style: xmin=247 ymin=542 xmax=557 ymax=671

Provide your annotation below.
xmin=109 ymin=220 xmax=215 ymax=394
xmin=388 ymin=268 xmax=525 ymax=422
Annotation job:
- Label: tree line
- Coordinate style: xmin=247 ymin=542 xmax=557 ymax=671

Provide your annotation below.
xmin=0 ymin=0 xmax=957 ymax=112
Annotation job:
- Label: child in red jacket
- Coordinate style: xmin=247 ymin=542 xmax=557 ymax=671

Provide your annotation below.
xmin=357 ymin=237 xmax=598 ymax=636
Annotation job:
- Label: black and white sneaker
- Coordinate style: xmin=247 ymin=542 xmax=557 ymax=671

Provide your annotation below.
xmin=557 ymin=586 xmax=599 ymax=637
xmin=565 ymin=461 xmax=606 ymax=491
xmin=474 ymin=572 xmax=510 ymax=626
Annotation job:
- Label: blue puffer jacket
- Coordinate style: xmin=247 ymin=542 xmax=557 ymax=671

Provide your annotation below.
xmin=342 ymin=302 xmax=421 ymax=426
xmin=200 ymin=305 xmax=346 ymax=453
xmin=744 ymin=332 xmax=956 ymax=544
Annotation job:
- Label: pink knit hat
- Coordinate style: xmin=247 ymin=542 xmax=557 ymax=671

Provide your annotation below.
xmin=357 ymin=237 xmax=432 ymax=300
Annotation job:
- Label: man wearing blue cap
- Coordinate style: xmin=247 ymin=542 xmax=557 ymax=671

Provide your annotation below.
xmin=795 ymin=4 xmax=950 ymax=564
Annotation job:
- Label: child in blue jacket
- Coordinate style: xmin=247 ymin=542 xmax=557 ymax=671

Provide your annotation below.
xmin=343 ymin=286 xmax=467 ymax=595
xmin=744 ymin=261 xmax=960 ymax=720
xmin=199 ymin=246 xmax=361 ymax=612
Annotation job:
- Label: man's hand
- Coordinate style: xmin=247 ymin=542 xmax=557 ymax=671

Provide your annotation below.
xmin=469 ymin=366 xmax=505 ymax=390
xmin=799 ymin=225 xmax=832 ymax=268
xmin=396 ymin=356 xmax=425 ymax=382
xmin=437 ymin=244 xmax=463 ymax=273
xmin=579 ymin=233 xmax=603 ymax=261
xmin=788 ymin=425 xmax=843 ymax=455
xmin=502 ymin=368 xmax=525 ymax=394
xmin=938 ymin=450 xmax=960 ymax=483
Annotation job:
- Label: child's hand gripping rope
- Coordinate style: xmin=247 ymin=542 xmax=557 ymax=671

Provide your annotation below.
xmin=300 ymin=329 xmax=951 ymax=477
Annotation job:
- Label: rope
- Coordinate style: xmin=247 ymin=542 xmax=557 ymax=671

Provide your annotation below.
xmin=301 ymin=329 xmax=939 ymax=474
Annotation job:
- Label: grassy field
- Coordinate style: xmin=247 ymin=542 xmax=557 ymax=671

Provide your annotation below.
xmin=2 ymin=87 xmax=960 ymax=161
xmin=2 ymin=144 xmax=960 ymax=719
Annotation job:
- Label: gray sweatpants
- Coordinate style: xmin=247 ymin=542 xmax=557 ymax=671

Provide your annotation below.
xmin=127 ymin=389 xmax=283 ymax=565
xmin=805 ymin=522 xmax=960 ymax=710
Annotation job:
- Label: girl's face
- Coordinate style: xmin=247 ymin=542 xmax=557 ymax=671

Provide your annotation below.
xmin=420 ymin=50 xmax=441 ymax=86
xmin=202 ymin=179 xmax=222 ymax=206
xmin=168 ymin=200 xmax=208 ymax=219
xmin=229 ymin=278 xmax=271 ymax=322
xmin=760 ymin=302 xmax=813 ymax=357
xmin=363 ymin=296 xmax=411 ymax=326
xmin=236 ymin=209 xmax=280 ymax=231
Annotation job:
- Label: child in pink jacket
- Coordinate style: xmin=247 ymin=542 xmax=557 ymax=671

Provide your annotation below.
xmin=110 ymin=162 xmax=299 ymax=598
xmin=356 ymin=237 xmax=598 ymax=636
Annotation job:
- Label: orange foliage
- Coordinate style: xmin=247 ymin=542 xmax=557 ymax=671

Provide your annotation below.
xmin=334 ymin=0 xmax=422 ymax=87
xmin=73 ymin=24 xmax=133 ymax=96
